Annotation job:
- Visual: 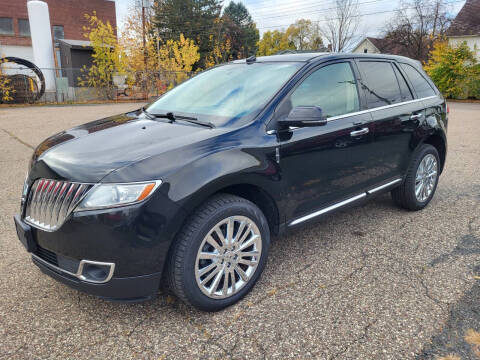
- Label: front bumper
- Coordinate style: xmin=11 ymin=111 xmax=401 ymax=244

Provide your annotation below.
xmin=14 ymin=188 xmax=188 ymax=302
xmin=32 ymin=255 xmax=162 ymax=301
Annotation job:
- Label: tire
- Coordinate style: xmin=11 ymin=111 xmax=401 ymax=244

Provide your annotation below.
xmin=391 ymin=144 xmax=440 ymax=211
xmin=167 ymin=194 xmax=270 ymax=311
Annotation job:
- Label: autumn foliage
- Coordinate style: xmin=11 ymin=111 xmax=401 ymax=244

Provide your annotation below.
xmin=425 ymin=41 xmax=480 ymax=99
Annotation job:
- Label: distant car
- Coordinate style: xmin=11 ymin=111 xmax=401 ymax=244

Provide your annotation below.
xmin=14 ymin=53 xmax=448 ymax=311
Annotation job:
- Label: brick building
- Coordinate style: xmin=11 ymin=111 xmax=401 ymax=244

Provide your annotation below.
xmin=0 ymin=0 xmax=116 ymax=63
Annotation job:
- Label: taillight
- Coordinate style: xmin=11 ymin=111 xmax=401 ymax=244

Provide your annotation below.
xmin=446 ymin=103 xmax=450 ymax=114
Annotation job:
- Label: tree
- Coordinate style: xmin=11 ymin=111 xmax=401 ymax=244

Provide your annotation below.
xmin=0 ymin=59 xmax=14 ymax=102
xmin=222 ymin=2 xmax=259 ymax=58
xmin=425 ymin=41 xmax=480 ymax=99
xmin=78 ymin=12 xmax=125 ymax=99
xmin=319 ymin=0 xmax=360 ymax=52
xmin=382 ymin=0 xmax=451 ymax=62
xmin=286 ymin=19 xmax=323 ymax=51
xmin=256 ymin=19 xmax=324 ymax=57
xmin=158 ymin=34 xmax=200 ymax=85
xmin=152 ymin=0 xmax=222 ymax=68
xmin=120 ymin=6 xmax=159 ymax=73
xmin=257 ymin=30 xmax=295 ymax=56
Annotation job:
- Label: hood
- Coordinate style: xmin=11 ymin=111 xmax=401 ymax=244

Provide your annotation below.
xmin=29 ymin=112 xmax=221 ymax=183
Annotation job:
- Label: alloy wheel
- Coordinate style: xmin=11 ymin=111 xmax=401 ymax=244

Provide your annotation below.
xmin=415 ymin=153 xmax=438 ymax=202
xmin=195 ymin=216 xmax=262 ymax=299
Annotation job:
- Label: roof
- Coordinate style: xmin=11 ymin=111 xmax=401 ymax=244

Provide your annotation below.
xmin=233 ymin=52 xmax=420 ymax=67
xmin=233 ymin=52 xmax=330 ymax=63
xmin=58 ymin=39 xmax=93 ymax=50
xmin=447 ymin=0 xmax=480 ymax=36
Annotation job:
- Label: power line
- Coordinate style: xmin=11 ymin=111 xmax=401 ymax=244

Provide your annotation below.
xmin=148 ymin=0 xmax=464 ymax=35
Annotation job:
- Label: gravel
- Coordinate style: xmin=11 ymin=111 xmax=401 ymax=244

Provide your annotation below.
xmin=0 ymin=102 xmax=479 ymax=359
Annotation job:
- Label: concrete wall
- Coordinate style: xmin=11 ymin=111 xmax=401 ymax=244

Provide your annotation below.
xmin=448 ymin=36 xmax=480 ymax=60
xmin=352 ymin=39 xmax=380 ymax=54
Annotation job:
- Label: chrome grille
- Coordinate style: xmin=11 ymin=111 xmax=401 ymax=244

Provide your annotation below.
xmin=24 ymin=179 xmax=92 ymax=231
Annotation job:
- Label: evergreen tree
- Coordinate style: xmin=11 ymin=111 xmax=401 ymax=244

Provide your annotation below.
xmin=222 ymin=2 xmax=259 ymax=58
xmin=152 ymin=0 xmax=222 ymax=68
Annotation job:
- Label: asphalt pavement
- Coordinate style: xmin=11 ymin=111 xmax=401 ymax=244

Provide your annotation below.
xmin=0 ymin=102 xmax=479 ymax=359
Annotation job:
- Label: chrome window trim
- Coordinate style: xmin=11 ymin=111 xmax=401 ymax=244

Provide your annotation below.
xmin=324 ymin=95 xmax=437 ymax=122
xmin=32 ymin=254 xmax=115 ymax=284
xmin=289 ymin=178 xmax=403 ymax=226
xmin=267 ymin=95 xmax=438 ymax=134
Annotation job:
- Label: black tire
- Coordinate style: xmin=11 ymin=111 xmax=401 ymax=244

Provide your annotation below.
xmin=167 ymin=194 xmax=270 ymax=311
xmin=391 ymin=144 xmax=440 ymax=211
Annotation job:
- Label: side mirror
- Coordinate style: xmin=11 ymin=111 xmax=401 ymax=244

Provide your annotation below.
xmin=278 ymin=106 xmax=328 ymax=128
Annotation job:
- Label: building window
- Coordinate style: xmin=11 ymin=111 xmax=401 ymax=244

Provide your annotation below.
xmin=18 ymin=19 xmax=30 ymax=37
xmin=53 ymin=25 xmax=64 ymax=44
xmin=0 ymin=17 xmax=13 ymax=35
xmin=364 ymin=49 xmax=368 ymax=53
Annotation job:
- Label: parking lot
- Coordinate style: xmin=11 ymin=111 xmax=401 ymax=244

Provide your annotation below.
xmin=0 ymin=102 xmax=479 ymax=359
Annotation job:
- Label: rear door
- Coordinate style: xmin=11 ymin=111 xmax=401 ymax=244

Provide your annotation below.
xmin=355 ymin=59 xmax=424 ymax=181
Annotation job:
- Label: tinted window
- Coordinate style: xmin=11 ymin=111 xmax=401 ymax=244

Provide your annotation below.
xmin=393 ymin=64 xmax=413 ymax=101
xmin=399 ymin=63 xmax=436 ymax=98
xmin=290 ymin=62 xmax=359 ymax=118
xmin=358 ymin=61 xmax=403 ymax=108
xmin=18 ymin=19 xmax=30 ymax=37
xmin=0 ymin=17 xmax=13 ymax=35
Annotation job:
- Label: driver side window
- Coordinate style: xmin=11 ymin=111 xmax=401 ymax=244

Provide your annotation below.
xmin=290 ymin=62 xmax=360 ymax=118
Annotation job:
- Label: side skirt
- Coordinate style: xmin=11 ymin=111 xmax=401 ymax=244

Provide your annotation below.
xmin=288 ymin=178 xmax=403 ymax=227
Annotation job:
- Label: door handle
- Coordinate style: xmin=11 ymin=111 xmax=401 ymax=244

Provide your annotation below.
xmin=410 ymin=113 xmax=423 ymax=121
xmin=350 ymin=127 xmax=369 ymax=137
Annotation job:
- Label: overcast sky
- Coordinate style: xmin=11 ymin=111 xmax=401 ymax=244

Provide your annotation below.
xmin=114 ymin=0 xmax=466 ymax=41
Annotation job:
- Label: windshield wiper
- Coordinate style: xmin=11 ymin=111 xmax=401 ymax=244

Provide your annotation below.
xmin=172 ymin=115 xmax=216 ymax=129
xmin=142 ymin=107 xmax=215 ymax=128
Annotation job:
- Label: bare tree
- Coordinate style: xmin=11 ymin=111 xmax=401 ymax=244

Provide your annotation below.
xmin=320 ymin=0 xmax=360 ymax=52
xmin=382 ymin=0 xmax=452 ymax=62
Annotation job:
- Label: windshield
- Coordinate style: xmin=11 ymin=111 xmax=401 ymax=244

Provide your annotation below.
xmin=146 ymin=62 xmax=302 ymax=127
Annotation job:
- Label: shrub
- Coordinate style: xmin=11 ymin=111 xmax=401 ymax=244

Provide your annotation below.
xmin=425 ymin=41 xmax=480 ymax=99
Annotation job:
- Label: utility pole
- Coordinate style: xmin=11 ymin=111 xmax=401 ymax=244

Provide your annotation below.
xmin=137 ymin=0 xmax=149 ymax=99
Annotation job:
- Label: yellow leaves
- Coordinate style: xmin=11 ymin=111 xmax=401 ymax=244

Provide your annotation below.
xmin=436 ymin=355 xmax=461 ymax=360
xmin=425 ymin=40 xmax=480 ymax=99
xmin=267 ymin=288 xmax=277 ymax=296
xmin=465 ymin=329 xmax=480 ymax=346
xmin=465 ymin=329 xmax=480 ymax=358
xmin=0 ymin=58 xmax=15 ymax=102
xmin=78 ymin=12 xmax=125 ymax=99
xmin=158 ymin=34 xmax=200 ymax=83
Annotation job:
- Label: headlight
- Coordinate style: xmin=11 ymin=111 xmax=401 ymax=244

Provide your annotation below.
xmin=75 ymin=180 xmax=162 ymax=211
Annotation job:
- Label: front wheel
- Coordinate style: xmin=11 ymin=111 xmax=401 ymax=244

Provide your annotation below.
xmin=391 ymin=144 xmax=440 ymax=211
xmin=167 ymin=194 xmax=270 ymax=311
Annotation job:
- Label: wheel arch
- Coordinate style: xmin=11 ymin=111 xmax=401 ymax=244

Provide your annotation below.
xmin=423 ymin=133 xmax=447 ymax=174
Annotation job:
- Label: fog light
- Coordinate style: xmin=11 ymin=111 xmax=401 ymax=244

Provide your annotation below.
xmin=77 ymin=260 xmax=115 ymax=283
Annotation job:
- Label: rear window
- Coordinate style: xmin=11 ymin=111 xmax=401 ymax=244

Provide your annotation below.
xmin=357 ymin=61 xmax=403 ymax=108
xmin=399 ymin=63 xmax=436 ymax=98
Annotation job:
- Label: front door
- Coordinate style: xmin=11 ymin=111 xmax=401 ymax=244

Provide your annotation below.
xmin=273 ymin=61 xmax=376 ymax=225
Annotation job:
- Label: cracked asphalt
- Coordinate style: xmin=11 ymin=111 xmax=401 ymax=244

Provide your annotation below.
xmin=0 ymin=102 xmax=479 ymax=359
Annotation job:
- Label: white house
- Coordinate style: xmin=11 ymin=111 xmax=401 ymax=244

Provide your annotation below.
xmin=351 ymin=37 xmax=383 ymax=54
xmin=447 ymin=0 xmax=480 ymax=60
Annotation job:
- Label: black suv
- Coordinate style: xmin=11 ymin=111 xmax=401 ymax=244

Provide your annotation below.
xmin=14 ymin=53 xmax=447 ymax=311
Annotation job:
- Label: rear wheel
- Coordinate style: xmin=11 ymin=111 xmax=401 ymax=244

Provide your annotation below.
xmin=391 ymin=144 xmax=440 ymax=211
xmin=167 ymin=194 xmax=270 ymax=311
